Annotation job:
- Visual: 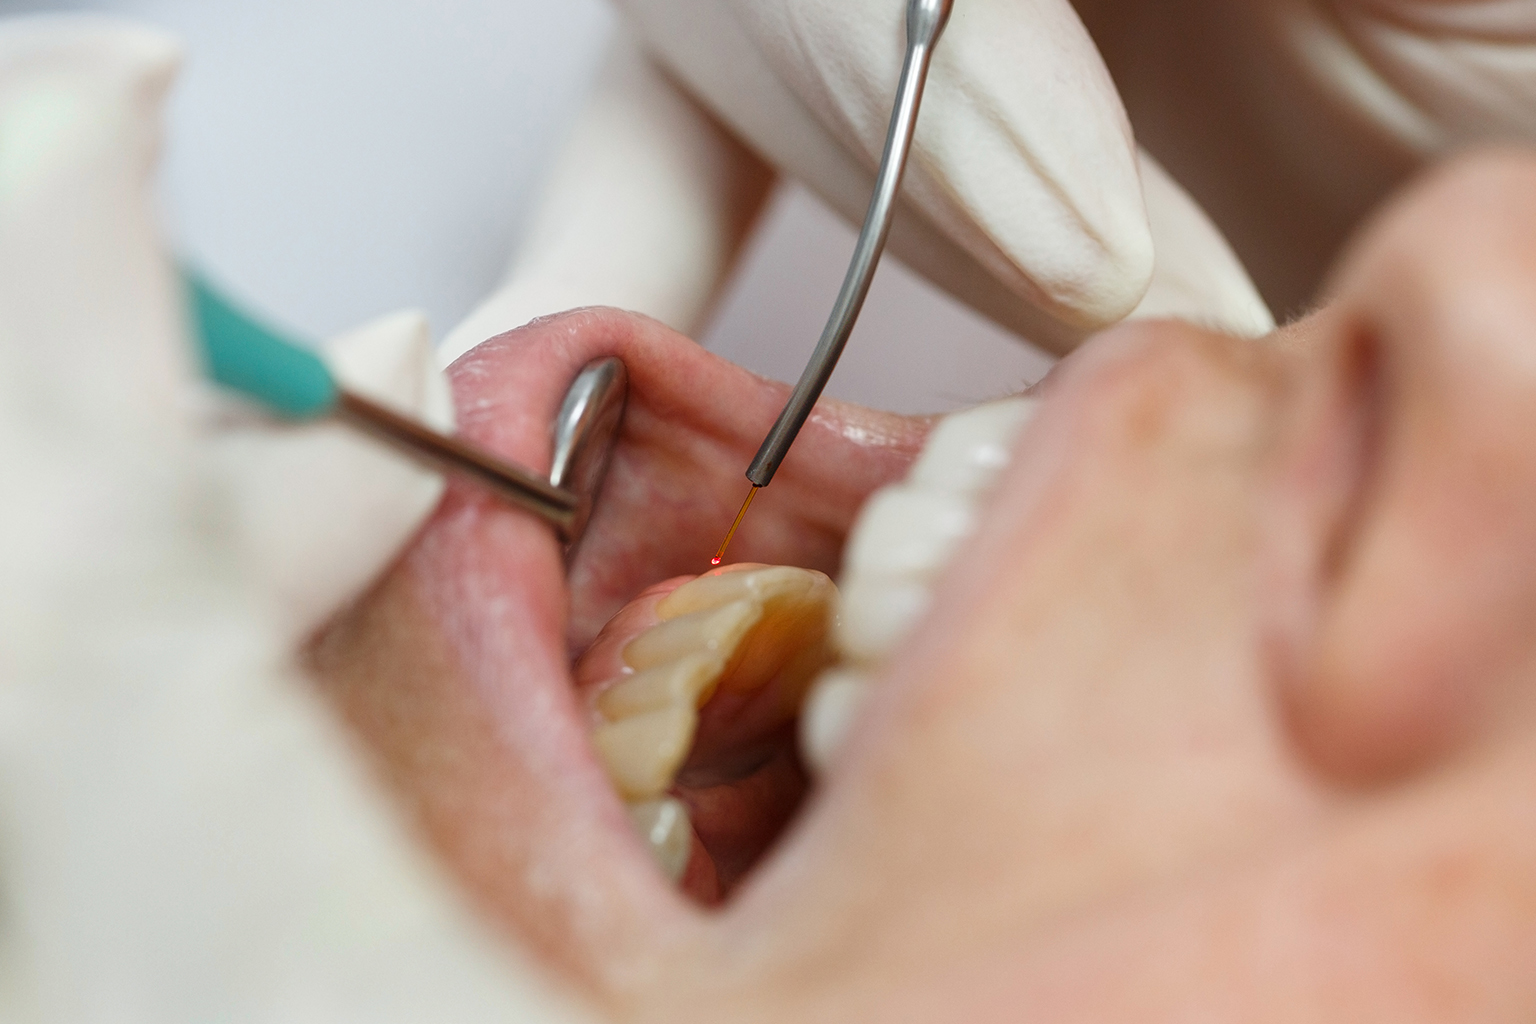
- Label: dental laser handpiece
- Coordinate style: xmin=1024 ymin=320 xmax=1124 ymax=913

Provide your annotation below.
xmin=187 ymin=273 xmax=626 ymax=544
xmin=715 ymin=0 xmax=954 ymax=563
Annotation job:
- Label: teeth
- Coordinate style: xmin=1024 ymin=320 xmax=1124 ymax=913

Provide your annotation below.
xmin=622 ymin=600 xmax=761 ymax=671
xmin=842 ymin=487 xmax=977 ymax=582
xmin=582 ymin=565 xmax=837 ymax=864
xmin=834 ymin=398 xmax=1036 ymax=667
xmin=802 ymin=398 xmax=1037 ymax=774
xmin=799 ymin=669 xmax=871 ymax=776
xmin=835 ymin=576 xmax=932 ymax=664
xmin=627 ymin=798 xmax=693 ymax=882
xmin=591 ymin=706 xmax=698 ymax=801
xmin=597 ymin=651 xmax=725 ymax=719
xmin=657 ymin=565 xmax=817 ymax=619
xmin=907 ymin=400 xmax=1037 ymax=495
xmin=587 ymin=400 xmax=1036 ymax=876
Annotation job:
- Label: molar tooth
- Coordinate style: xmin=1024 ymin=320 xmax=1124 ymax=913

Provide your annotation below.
xmin=622 ymin=599 xmax=760 ymax=671
xmin=597 ymin=652 xmax=725 ymax=720
xmin=800 ymin=669 xmax=871 ymax=776
xmin=843 ymin=487 xmax=976 ymax=582
xmin=657 ymin=565 xmax=820 ymax=620
xmin=835 ymin=576 xmax=931 ymax=663
xmin=627 ymin=798 xmax=693 ymax=881
xmin=591 ymin=706 xmax=698 ymax=800
xmin=908 ymin=398 xmax=1036 ymax=495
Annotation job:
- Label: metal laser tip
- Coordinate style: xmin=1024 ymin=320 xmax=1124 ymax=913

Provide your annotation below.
xmin=744 ymin=0 xmax=952 ymax=490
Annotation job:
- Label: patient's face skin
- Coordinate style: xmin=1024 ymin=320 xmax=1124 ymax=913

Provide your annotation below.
xmin=312 ymin=152 xmax=1536 ymax=1021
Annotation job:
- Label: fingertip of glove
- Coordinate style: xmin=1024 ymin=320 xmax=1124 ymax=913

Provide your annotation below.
xmin=324 ymin=309 xmax=456 ymax=433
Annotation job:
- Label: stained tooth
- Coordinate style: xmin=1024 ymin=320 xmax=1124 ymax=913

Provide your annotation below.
xmin=597 ymin=652 xmax=725 ymax=720
xmin=800 ymin=669 xmax=871 ymax=776
xmin=622 ymin=599 xmax=760 ymax=671
xmin=591 ymin=706 xmax=698 ymax=800
xmin=657 ymin=565 xmax=819 ymax=620
xmin=843 ymin=486 xmax=976 ymax=583
xmin=627 ymin=798 xmax=693 ymax=881
xmin=907 ymin=399 xmax=1036 ymax=495
xmin=835 ymin=576 xmax=931 ymax=663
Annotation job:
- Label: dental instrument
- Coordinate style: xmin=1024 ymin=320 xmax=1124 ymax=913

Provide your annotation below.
xmin=187 ymin=273 xmax=626 ymax=545
xmin=714 ymin=0 xmax=954 ymax=565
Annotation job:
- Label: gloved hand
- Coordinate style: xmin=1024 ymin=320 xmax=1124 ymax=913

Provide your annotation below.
xmin=1032 ymin=0 xmax=1536 ymax=320
xmin=441 ymin=0 xmax=1276 ymax=365
xmin=0 ymin=18 xmax=576 ymax=1018
xmin=1072 ymin=0 xmax=1536 ymax=319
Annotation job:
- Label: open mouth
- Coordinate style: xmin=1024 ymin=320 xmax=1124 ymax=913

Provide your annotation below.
xmin=308 ymin=307 xmax=935 ymax=989
xmin=288 ymin=301 xmax=1415 ymax=1022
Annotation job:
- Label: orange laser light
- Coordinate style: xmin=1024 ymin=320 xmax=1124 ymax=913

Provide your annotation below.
xmin=712 ymin=485 xmax=760 ymax=566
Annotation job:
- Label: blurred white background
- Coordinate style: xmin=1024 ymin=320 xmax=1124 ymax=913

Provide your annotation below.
xmin=3 ymin=0 xmax=1052 ymax=412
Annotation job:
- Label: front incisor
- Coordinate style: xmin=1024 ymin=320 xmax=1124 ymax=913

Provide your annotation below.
xmin=656 ymin=565 xmax=820 ymax=619
xmin=591 ymin=706 xmax=698 ymax=800
xmin=622 ymin=600 xmax=761 ymax=671
xmin=589 ymin=565 xmax=838 ymax=845
xmin=598 ymin=651 xmax=726 ymax=720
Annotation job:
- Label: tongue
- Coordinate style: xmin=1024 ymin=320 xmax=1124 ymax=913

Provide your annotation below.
xmin=309 ymin=308 xmax=925 ymax=984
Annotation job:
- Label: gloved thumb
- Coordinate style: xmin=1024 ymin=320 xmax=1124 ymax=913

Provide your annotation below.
xmin=205 ymin=310 xmax=453 ymax=648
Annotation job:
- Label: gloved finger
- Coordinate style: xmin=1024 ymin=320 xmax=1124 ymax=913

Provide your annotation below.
xmin=732 ymin=0 xmax=1152 ymax=332
xmin=439 ymin=39 xmax=775 ymax=367
xmin=207 ymin=308 xmax=454 ymax=647
xmin=1077 ymin=0 xmax=1536 ymax=319
xmin=618 ymin=0 xmax=1152 ymax=352
xmin=1 ymin=20 xmax=577 ymax=1019
xmin=0 ymin=11 xmax=458 ymax=653
xmin=1130 ymin=150 xmax=1275 ymax=338
xmin=1327 ymin=0 xmax=1536 ymax=149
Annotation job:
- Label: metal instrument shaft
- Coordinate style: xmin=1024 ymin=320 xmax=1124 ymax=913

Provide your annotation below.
xmin=744 ymin=0 xmax=953 ymax=489
xmin=337 ymin=389 xmax=580 ymax=538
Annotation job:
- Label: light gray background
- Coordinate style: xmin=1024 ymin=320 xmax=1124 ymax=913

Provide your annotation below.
xmin=4 ymin=0 xmax=1052 ymax=412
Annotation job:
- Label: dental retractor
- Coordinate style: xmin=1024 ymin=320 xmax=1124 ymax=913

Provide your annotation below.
xmin=187 ymin=271 xmax=626 ymax=547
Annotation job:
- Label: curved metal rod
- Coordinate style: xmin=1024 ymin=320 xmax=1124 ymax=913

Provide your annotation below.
xmin=745 ymin=0 xmax=954 ymax=488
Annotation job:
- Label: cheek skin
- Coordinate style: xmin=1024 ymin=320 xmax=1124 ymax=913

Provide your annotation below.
xmin=310 ymin=495 xmax=686 ymax=993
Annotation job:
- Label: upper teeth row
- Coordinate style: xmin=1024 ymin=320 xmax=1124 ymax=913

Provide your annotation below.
xmin=800 ymin=398 xmax=1038 ymax=773
xmin=587 ymin=565 xmax=835 ymax=879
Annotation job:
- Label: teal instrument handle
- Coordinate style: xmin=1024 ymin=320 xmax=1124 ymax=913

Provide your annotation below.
xmin=185 ymin=271 xmax=338 ymax=419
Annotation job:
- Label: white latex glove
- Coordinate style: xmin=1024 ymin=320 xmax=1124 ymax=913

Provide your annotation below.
xmin=1073 ymin=0 xmax=1536 ymax=318
xmin=442 ymin=1 xmax=1275 ymax=366
xmin=0 ymin=17 xmax=581 ymax=1020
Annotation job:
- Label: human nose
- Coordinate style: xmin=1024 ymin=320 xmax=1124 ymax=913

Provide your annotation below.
xmin=1288 ymin=149 xmax=1536 ymax=782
